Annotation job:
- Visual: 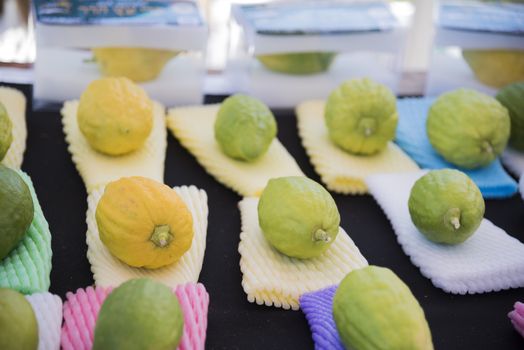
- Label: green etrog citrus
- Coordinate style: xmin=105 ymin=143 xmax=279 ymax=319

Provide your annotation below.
xmin=333 ymin=266 xmax=433 ymax=350
xmin=325 ymin=78 xmax=398 ymax=155
xmin=0 ymin=165 xmax=34 ymax=260
xmin=256 ymin=52 xmax=336 ymax=75
xmin=214 ymin=94 xmax=277 ymax=162
xmin=77 ymin=77 xmax=153 ymax=156
xmin=0 ymin=288 xmax=39 ymax=350
xmin=258 ymin=176 xmax=340 ymax=259
xmin=496 ymin=82 xmax=524 ymax=151
xmin=408 ymin=169 xmax=485 ymax=245
xmin=0 ymin=102 xmax=13 ymax=162
xmin=93 ymin=278 xmax=184 ymax=350
xmin=427 ymin=89 xmax=510 ymax=169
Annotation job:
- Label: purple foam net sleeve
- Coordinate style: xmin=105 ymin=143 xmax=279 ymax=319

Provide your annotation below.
xmin=299 ymin=285 xmax=344 ymax=350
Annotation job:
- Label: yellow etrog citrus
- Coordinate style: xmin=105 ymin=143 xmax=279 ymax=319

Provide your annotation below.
xmin=93 ymin=47 xmax=178 ymax=82
xmin=77 ymin=77 xmax=153 ymax=156
xmin=96 ymin=177 xmax=194 ymax=269
xmin=462 ymin=49 xmax=524 ymax=88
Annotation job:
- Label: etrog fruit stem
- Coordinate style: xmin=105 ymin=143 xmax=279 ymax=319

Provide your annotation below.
xmin=150 ymin=225 xmax=173 ymax=248
xmin=450 ymin=217 xmax=461 ymax=230
xmin=482 ymin=141 xmax=493 ymax=155
xmin=314 ymin=229 xmax=331 ymax=243
xmin=444 ymin=207 xmax=462 ymax=230
xmin=358 ymin=118 xmax=377 ymax=138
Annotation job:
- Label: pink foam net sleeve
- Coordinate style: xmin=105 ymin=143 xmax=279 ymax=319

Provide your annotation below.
xmin=509 ymin=301 xmax=524 ymax=338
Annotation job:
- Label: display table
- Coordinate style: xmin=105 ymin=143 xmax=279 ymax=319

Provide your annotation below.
xmin=9 ymin=83 xmax=524 ymax=349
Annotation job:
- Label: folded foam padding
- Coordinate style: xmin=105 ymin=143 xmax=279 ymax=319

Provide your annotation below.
xmin=300 ymin=286 xmax=344 ymax=350
xmin=0 ymin=171 xmax=52 ymax=293
xmin=87 ymin=185 xmax=208 ymax=288
xmin=296 ymin=100 xmax=419 ymax=194
xmin=366 ymin=171 xmax=524 ymax=294
xmin=61 ymin=283 xmax=209 ymax=350
xmin=396 ymin=97 xmax=517 ymax=198
xmin=502 ymin=148 xmax=524 ymax=178
xmin=238 ymin=197 xmax=368 ymax=310
xmin=61 ymin=100 xmax=167 ymax=194
xmin=167 ymin=105 xmax=304 ymax=197
xmin=26 ymin=292 xmax=63 ymax=350
xmin=508 ymin=301 xmax=524 ymax=339
xmin=0 ymin=87 xmax=27 ymax=169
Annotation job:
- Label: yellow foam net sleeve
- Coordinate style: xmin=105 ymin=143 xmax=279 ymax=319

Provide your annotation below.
xmin=0 ymin=87 xmax=27 ymax=169
xmin=86 ymin=185 xmax=208 ymax=288
xmin=238 ymin=197 xmax=368 ymax=310
xmin=61 ymin=100 xmax=167 ymax=194
xmin=167 ymin=105 xmax=304 ymax=197
xmin=296 ymin=100 xmax=419 ymax=194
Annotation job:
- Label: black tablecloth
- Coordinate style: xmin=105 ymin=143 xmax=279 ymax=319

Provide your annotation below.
xmin=9 ymin=83 xmax=524 ymax=349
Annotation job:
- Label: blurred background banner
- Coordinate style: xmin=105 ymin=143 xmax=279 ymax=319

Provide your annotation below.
xmin=1 ymin=0 xmax=522 ymax=98
xmin=0 ymin=0 xmax=430 ymax=94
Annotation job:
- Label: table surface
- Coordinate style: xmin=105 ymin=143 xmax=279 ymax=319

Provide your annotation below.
xmin=9 ymin=83 xmax=524 ymax=349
